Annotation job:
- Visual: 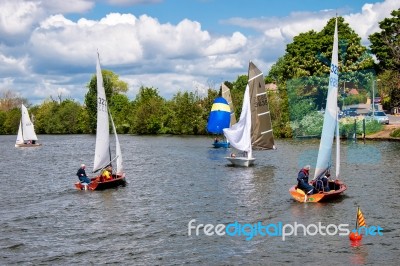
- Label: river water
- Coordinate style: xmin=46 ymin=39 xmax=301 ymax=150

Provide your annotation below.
xmin=0 ymin=135 xmax=399 ymax=265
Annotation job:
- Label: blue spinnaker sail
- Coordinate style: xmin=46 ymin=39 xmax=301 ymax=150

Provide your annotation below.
xmin=207 ymin=97 xmax=231 ymax=134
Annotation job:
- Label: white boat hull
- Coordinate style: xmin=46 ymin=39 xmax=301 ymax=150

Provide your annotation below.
xmin=225 ymin=157 xmax=255 ymax=167
xmin=15 ymin=143 xmax=42 ymax=148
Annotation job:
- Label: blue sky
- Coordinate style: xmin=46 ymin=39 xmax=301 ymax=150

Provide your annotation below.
xmin=0 ymin=0 xmax=399 ymax=105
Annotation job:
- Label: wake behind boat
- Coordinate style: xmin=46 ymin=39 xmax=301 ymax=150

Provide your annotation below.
xmin=223 ymin=62 xmax=275 ymax=167
xmin=75 ymin=53 xmax=126 ymax=191
xmin=15 ymin=104 xmax=42 ymax=148
xmin=289 ymin=18 xmax=347 ymax=202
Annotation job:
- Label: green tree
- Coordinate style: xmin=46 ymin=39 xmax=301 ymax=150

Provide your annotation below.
xmin=0 ymin=110 xmax=5 ymax=134
xmin=369 ymin=9 xmax=400 ymax=110
xmin=267 ymin=17 xmax=374 ymax=135
xmin=169 ymin=91 xmax=204 ymax=134
xmin=130 ymin=87 xmax=167 ymax=134
xmin=369 ymin=9 xmax=400 ymax=71
xmin=109 ymin=94 xmax=131 ymax=133
xmin=3 ymin=107 xmax=22 ymax=134
xmin=34 ymin=100 xmax=61 ymax=133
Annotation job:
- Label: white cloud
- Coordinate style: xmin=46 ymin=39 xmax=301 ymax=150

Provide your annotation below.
xmin=40 ymin=0 xmax=94 ymax=14
xmin=1 ymin=0 xmax=399 ymax=105
xmin=345 ymin=0 xmax=400 ymax=45
xmin=0 ymin=0 xmax=43 ymax=43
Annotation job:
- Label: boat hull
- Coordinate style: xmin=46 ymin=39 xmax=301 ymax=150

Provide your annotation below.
xmin=289 ymin=180 xmax=347 ymax=203
xmin=225 ymin=157 xmax=255 ymax=167
xmin=15 ymin=143 xmax=42 ymax=148
xmin=74 ymin=173 xmax=127 ymax=191
xmin=212 ymin=141 xmax=230 ymax=148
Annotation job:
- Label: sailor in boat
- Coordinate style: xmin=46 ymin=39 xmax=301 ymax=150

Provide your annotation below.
xmin=315 ymin=171 xmax=331 ymax=192
xmin=214 ymin=137 xmax=219 ymax=143
xmin=297 ymin=165 xmax=315 ymax=195
xmin=100 ymin=165 xmax=113 ymax=181
xmin=76 ymin=164 xmax=91 ymax=184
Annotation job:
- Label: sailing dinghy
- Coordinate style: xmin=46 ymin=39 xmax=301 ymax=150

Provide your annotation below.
xmin=289 ymin=18 xmax=347 ymax=202
xmin=74 ymin=53 xmax=126 ymax=191
xmin=207 ymin=96 xmax=231 ymax=148
xmin=15 ymin=104 xmax=42 ymax=147
xmin=223 ymin=61 xmax=275 ymax=167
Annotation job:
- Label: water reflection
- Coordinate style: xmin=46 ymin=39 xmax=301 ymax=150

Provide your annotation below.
xmin=0 ymin=135 xmax=398 ymax=265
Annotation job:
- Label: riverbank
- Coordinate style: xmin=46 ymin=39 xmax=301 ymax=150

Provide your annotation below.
xmin=364 ymin=124 xmax=400 ymax=141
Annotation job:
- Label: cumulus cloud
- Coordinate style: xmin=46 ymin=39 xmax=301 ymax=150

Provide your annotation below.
xmin=0 ymin=0 xmax=93 ymax=45
xmin=345 ymin=0 xmax=400 ymax=45
xmin=0 ymin=0 xmax=399 ymax=105
xmin=30 ymin=13 xmax=142 ymax=69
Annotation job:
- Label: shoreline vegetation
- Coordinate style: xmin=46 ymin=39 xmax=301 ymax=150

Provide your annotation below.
xmin=2 ymin=12 xmax=400 ymax=140
xmin=364 ymin=124 xmax=400 ymax=141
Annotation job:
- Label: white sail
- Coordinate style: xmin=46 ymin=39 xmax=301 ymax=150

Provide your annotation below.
xmin=314 ymin=18 xmax=339 ymax=179
xmin=20 ymin=104 xmax=39 ymax=141
xmin=223 ymin=83 xmax=252 ymax=157
xmin=110 ymin=112 xmax=123 ymax=174
xmin=93 ymin=53 xmax=111 ymax=173
xmin=16 ymin=121 xmax=23 ymax=144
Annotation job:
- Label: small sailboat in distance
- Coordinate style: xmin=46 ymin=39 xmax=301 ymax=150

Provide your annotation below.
xmin=15 ymin=104 xmax=42 ymax=147
xmin=74 ymin=52 xmax=126 ymax=190
xmin=222 ymin=83 xmax=237 ymax=127
xmin=223 ymin=61 xmax=275 ymax=167
xmin=207 ymin=96 xmax=231 ymax=148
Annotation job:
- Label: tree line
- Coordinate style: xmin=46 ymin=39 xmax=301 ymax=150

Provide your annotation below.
xmin=0 ymin=10 xmax=399 ymax=137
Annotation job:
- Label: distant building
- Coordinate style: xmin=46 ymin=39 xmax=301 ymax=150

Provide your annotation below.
xmin=265 ymin=83 xmax=278 ymax=92
xmin=348 ymin=88 xmax=359 ymax=95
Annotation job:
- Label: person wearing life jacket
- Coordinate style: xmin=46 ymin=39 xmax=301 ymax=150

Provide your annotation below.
xmin=315 ymin=171 xmax=331 ymax=192
xmin=101 ymin=165 xmax=113 ymax=181
xmin=76 ymin=164 xmax=91 ymax=184
xmin=297 ymin=165 xmax=315 ymax=195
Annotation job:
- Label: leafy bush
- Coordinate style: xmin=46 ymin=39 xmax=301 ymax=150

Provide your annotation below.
xmin=390 ymin=128 xmax=400 ymax=137
xmin=339 ymin=117 xmax=382 ymax=137
xmin=291 ymin=111 xmax=324 ymax=137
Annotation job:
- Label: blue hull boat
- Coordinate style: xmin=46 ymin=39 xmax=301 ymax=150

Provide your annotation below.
xmin=212 ymin=141 xmax=230 ymax=148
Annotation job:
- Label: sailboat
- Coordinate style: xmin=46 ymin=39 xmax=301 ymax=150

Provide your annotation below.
xmin=15 ymin=104 xmax=42 ymax=147
xmin=74 ymin=53 xmax=126 ymax=191
xmin=223 ymin=61 xmax=275 ymax=167
xmin=207 ymin=96 xmax=231 ymax=148
xmin=289 ymin=18 xmax=347 ymax=202
xmin=222 ymin=83 xmax=237 ymax=127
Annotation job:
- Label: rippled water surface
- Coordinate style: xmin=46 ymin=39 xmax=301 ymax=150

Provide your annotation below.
xmin=0 ymin=135 xmax=399 ymax=265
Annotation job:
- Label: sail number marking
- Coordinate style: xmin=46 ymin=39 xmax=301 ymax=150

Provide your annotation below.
xmin=255 ymin=94 xmax=268 ymax=107
xmin=330 ymin=63 xmax=338 ymax=75
xmin=98 ymin=97 xmax=107 ymax=112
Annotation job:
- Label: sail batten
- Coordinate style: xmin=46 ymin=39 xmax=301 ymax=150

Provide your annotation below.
xmin=261 ymin=129 xmax=273 ymax=134
xmin=258 ymin=111 xmax=270 ymax=116
xmin=249 ymin=72 xmax=263 ymax=81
